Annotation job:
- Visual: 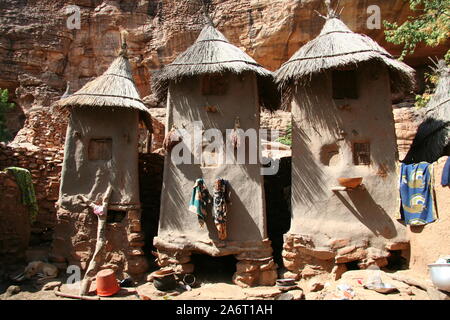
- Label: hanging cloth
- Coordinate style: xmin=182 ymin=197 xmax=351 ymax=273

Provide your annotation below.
xmin=4 ymin=167 xmax=39 ymax=223
xmin=399 ymin=162 xmax=437 ymax=226
xmin=189 ymin=178 xmax=211 ymax=227
xmin=163 ymin=125 xmax=182 ymax=152
xmin=441 ymin=157 xmax=450 ymax=186
xmin=92 ymin=204 xmax=106 ymax=216
xmin=213 ymin=178 xmax=229 ymax=240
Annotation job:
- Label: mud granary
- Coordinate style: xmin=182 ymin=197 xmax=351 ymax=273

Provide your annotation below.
xmin=51 ymin=40 xmax=153 ymax=278
xmin=151 ymin=23 xmax=281 ymax=287
xmin=275 ymin=11 xmax=418 ymax=279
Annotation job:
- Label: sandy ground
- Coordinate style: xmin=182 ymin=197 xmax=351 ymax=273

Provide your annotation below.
xmin=1 ymin=269 xmax=448 ymax=301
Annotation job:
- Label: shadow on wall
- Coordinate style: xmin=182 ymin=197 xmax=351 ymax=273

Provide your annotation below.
xmin=225 ymin=181 xmax=262 ymax=241
xmin=161 ymin=160 xmax=203 ymax=232
xmin=291 ymin=75 xmax=343 ymax=208
xmin=161 ymin=157 xmax=263 ymax=241
xmin=294 ymin=74 xmax=342 ymax=134
xmin=291 ymin=123 xmax=327 ymax=208
xmin=334 ymin=189 xmax=398 ymax=239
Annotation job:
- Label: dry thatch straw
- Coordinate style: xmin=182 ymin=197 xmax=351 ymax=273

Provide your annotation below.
xmin=152 ymin=25 xmax=280 ymax=111
xmin=404 ymin=61 xmax=450 ymax=163
xmin=57 ymin=39 xmax=148 ymax=113
xmin=275 ymin=17 xmax=416 ymax=105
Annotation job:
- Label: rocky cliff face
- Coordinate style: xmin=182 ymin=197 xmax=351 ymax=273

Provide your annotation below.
xmin=0 ymin=0 xmax=447 ymax=124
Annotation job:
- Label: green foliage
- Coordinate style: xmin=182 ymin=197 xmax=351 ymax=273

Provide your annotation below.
xmin=276 ymin=123 xmax=292 ymax=146
xmin=0 ymin=88 xmax=14 ymax=142
xmin=384 ymin=1 xmax=449 ymax=108
xmin=415 ymin=70 xmax=439 ymax=108
xmin=383 ymin=0 xmax=450 ymax=61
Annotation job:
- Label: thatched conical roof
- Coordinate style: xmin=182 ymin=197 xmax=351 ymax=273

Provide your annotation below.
xmin=404 ymin=62 xmax=450 ymax=163
xmin=275 ymin=16 xmax=416 ymax=94
xmin=152 ymin=25 xmax=279 ymax=111
xmin=58 ymin=45 xmax=148 ymax=113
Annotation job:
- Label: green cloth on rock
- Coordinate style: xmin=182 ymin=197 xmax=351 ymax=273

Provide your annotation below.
xmin=4 ymin=167 xmax=39 ymax=223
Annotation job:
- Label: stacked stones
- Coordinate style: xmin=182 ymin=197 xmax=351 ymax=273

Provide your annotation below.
xmin=232 ymin=239 xmax=278 ymax=288
xmin=154 ymin=249 xmax=194 ymax=275
xmin=148 ymin=108 xmax=166 ymax=152
xmin=392 ymin=98 xmax=421 ymax=161
xmin=0 ymin=142 xmax=63 ymax=230
xmin=0 ymin=172 xmax=31 ymax=265
xmin=282 ymin=234 xmax=410 ymax=281
xmin=154 ymin=239 xmax=278 ymax=288
xmin=51 ymin=206 xmax=148 ymax=277
xmin=260 ymin=110 xmax=292 ymax=139
xmin=0 ymin=107 xmax=67 ymax=230
xmin=13 ymin=108 xmax=67 ymax=147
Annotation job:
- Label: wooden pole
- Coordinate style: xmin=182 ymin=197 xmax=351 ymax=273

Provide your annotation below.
xmin=78 ymin=185 xmax=113 ymax=296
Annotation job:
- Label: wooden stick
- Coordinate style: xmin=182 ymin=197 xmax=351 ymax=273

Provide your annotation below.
xmin=79 ymin=185 xmax=113 ymax=296
xmin=54 ymin=289 xmax=100 ymax=300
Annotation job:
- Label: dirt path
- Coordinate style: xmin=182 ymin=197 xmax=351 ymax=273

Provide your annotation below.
xmin=2 ymin=270 xmax=448 ymax=301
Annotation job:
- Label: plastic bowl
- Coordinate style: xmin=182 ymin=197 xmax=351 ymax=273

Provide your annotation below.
xmin=428 ymin=263 xmax=450 ymax=292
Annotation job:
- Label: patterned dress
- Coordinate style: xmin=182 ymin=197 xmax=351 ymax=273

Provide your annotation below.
xmin=213 ymin=178 xmax=229 ymax=240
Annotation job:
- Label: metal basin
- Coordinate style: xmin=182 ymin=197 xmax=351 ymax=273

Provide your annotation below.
xmin=428 ymin=263 xmax=450 ymax=292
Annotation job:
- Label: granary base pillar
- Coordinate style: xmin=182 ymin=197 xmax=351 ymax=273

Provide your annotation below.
xmin=282 ymin=233 xmax=410 ymax=280
xmin=232 ymin=239 xmax=278 ymax=288
xmin=154 ymin=249 xmax=194 ymax=274
xmin=50 ymin=206 xmax=148 ymax=278
xmin=153 ymin=237 xmax=278 ymax=287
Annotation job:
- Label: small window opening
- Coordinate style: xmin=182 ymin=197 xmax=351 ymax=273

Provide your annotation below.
xmin=332 ymin=70 xmax=358 ymax=99
xmin=107 ymin=210 xmax=126 ymax=223
xmin=202 ymin=74 xmax=228 ymax=96
xmin=320 ymin=143 xmax=340 ymax=166
xmin=353 ymin=142 xmax=371 ymax=166
xmin=88 ymin=138 xmax=112 ymax=160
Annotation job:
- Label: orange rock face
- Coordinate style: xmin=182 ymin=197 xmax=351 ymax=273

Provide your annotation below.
xmin=0 ymin=0 xmax=447 ymax=116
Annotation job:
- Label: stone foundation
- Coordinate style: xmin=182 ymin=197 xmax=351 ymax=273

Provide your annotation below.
xmin=153 ymin=237 xmax=278 ymax=288
xmin=0 ymin=172 xmax=31 ymax=265
xmin=51 ymin=206 xmax=148 ymax=278
xmin=0 ymin=107 xmax=66 ymax=232
xmin=392 ymin=102 xmax=422 ymax=161
xmin=0 ymin=142 xmax=63 ymax=230
xmin=147 ymin=108 xmax=166 ymax=152
xmin=260 ymin=110 xmax=292 ymax=138
xmin=282 ymin=233 xmax=410 ymax=280
xmin=233 ymin=252 xmax=278 ymax=288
